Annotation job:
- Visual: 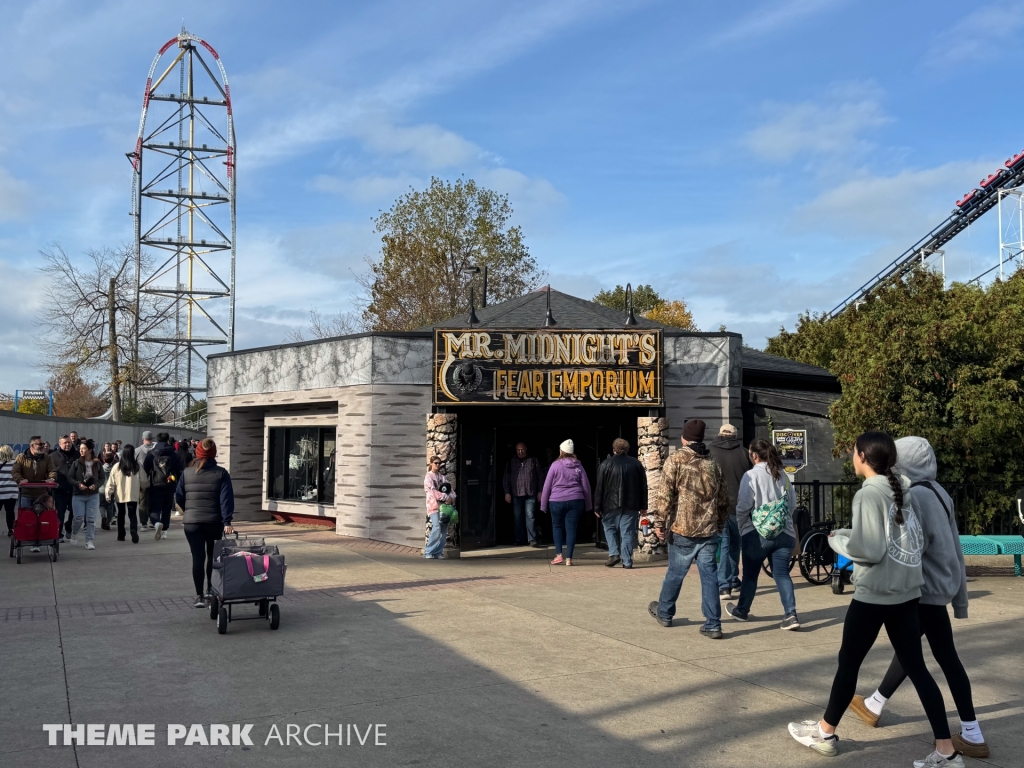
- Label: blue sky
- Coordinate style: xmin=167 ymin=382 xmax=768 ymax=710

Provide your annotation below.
xmin=1 ymin=0 xmax=1021 ymax=393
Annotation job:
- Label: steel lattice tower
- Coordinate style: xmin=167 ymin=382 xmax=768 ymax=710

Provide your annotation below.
xmin=128 ymin=29 xmax=236 ymax=423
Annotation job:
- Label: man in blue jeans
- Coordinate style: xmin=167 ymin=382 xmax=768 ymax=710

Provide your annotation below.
xmin=648 ymin=419 xmax=731 ymax=639
xmin=709 ymin=424 xmax=751 ymax=600
xmin=503 ymin=442 xmax=542 ymax=546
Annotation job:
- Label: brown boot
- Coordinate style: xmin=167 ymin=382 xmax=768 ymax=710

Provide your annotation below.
xmin=848 ymin=695 xmax=880 ymax=727
xmin=951 ymin=733 xmax=989 ymax=759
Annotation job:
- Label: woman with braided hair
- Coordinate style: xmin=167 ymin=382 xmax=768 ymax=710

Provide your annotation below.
xmin=788 ymin=432 xmax=961 ymax=767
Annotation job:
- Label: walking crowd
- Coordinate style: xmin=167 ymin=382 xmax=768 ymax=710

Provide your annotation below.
xmin=4 ymin=415 xmax=990 ymax=765
xmin=424 ymin=418 xmax=987 ymax=766
xmin=1 ymin=432 xmax=201 ymax=547
xmin=2 ymin=430 xmax=234 ymax=610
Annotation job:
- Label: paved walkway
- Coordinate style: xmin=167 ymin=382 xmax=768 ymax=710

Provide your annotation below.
xmin=2 ymin=521 xmax=1021 ymax=767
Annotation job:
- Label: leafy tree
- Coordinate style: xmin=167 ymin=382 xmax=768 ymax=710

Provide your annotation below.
xmin=120 ymin=399 xmax=162 ymax=424
xmin=48 ymin=364 xmax=107 ymax=418
xmin=593 ymin=284 xmax=664 ymax=314
xmin=766 ymin=268 xmax=1024 ymax=531
xmin=17 ymin=398 xmax=50 ymax=415
xmin=593 ymin=285 xmax=696 ymax=329
xmin=361 ymin=177 xmax=543 ymax=331
xmin=646 ymin=300 xmax=696 ymax=330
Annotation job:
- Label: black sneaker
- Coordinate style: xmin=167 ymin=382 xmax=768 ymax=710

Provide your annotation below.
xmin=648 ymin=601 xmax=671 ymax=627
xmin=725 ymin=602 xmax=749 ymax=622
xmin=719 ymin=588 xmax=733 ymax=601
xmin=605 ymin=555 xmax=621 ymax=568
xmin=529 ymin=541 xmax=541 ymax=548
xmin=700 ymin=626 xmax=724 ymax=640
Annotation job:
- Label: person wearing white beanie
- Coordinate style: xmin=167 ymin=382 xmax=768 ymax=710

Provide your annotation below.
xmin=540 ymin=439 xmax=592 ymax=566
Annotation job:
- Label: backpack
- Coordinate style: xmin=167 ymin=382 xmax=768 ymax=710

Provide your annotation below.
xmin=751 ymin=472 xmax=791 ymax=539
xmin=150 ymin=454 xmax=173 ymax=488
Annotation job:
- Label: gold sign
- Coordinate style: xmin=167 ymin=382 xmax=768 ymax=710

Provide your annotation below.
xmin=433 ymin=329 xmax=662 ymax=406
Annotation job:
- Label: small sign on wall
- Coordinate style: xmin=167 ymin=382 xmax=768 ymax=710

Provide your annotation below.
xmin=772 ymin=429 xmax=807 ymax=474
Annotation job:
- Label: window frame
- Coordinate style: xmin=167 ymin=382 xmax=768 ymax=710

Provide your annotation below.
xmin=266 ymin=426 xmax=337 ymax=505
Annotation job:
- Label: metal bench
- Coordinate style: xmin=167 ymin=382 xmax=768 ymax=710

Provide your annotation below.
xmin=958 ymin=535 xmax=1001 ymax=555
xmin=980 ymin=535 xmax=1024 ymax=577
xmin=960 ymin=534 xmax=1024 ymax=577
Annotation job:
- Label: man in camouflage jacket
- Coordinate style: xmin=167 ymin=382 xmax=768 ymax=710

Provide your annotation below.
xmin=648 ymin=419 xmax=730 ymax=638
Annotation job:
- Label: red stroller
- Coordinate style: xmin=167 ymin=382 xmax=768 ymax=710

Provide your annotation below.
xmin=9 ymin=482 xmax=60 ymax=564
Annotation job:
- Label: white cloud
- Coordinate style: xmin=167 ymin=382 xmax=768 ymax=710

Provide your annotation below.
xmin=925 ymin=2 xmax=1024 ymax=68
xmin=704 ymin=0 xmax=846 ymax=48
xmin=744 ymin=84 xmax=889 ymax=163
xmin=0 ymin=166 xmax=31 ymax=221
xmin=310 ymin=173 xmax=424 ymax=204
xmin=794 ymin=160 xmax=996 ymax=240
xmin=240 ymin=0 xmax=638 ymax=170
xmin=351 ymin=116 xmax=482 ymax=167
xmin=0 ymin=256 xmax=48 ymax=392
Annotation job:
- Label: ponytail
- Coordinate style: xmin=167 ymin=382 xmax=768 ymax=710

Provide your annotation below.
xmin=748 ymin=439 xmax=783 ymax=482
xmin=885 ymin=469 xmax=905 ymax=525
xmin=855 ymin=431 xmax=905 ymax=525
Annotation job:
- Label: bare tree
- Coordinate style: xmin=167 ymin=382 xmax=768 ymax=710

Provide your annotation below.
xmin=36 ymin=244 xmax=171 ymax=419
xmin=285 ymin=309 xmax=365 ymax=343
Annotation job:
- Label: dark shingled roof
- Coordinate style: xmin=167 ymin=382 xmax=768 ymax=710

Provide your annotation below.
xmin=426 ymin=287 xmax=668 ymax=330
xmin=741 ymin=347 xmax=833 ymax=378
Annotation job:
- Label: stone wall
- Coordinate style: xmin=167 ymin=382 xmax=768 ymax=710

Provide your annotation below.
xmin=637 ymin=416 xmax=668 ymax=557
xmin=425 ymin=412 xmax=459 ymax=554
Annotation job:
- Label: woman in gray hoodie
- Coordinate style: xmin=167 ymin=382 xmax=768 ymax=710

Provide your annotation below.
xmin=788 ymin=432 xmax=958 ymax=768
xmin=848 ymin=436 xmax=986 ymax=758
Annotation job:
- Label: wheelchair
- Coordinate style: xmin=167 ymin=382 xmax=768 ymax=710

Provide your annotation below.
xmin=760 ymin=507 xmax=848 ymax=588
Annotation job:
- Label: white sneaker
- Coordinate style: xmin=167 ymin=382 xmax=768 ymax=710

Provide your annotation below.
xmin=160 ymin=531 xmax=167 ymax=540
xmin=788 ymin=720 xmax=838 ymax=756
xmin=914 ymin=751 xmax=964 ymax=768
xmin=85 ymin=541 xmax=95 ymax=550
xmin=69 ymin=535 xmax=79 ymax=546
xmin=30 ymin=546 xmax=41 ymax=552
xmin=154 ymin=522 xmax=164 ymax=540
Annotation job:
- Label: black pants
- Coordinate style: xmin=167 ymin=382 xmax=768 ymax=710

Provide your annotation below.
xmin=184 ymin=522 xmax=224 ymax=597
xmin=2 ymin=498 xmax=15 ymax=532
xmin=54 ymin=491 xmax=73 ymax=535
xmin=148 ymin=486 xmax=175 ymax=530
xmin=116 ymin=502 xmax=139 ymax=539
xmin=824 ymin=598 xmax=950 ymax=739
xmin=878 ymin=603 xmax=976 ymax=721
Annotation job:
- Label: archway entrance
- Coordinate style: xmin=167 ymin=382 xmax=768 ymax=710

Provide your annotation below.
xmin=455 ymin=405 xmax=646 ymax=550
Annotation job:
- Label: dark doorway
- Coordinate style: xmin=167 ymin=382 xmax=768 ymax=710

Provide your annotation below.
xmin=455 ymin=405 xmax=645 ymax=551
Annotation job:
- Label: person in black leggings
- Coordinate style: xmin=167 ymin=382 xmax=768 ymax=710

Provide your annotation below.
xmin=849 ymin=436 xmax=986 ymax=759
xmin=174 ymin=438 xmax=234 ymax=608
xmin=788 ymin=432 xmax=959 ymax=767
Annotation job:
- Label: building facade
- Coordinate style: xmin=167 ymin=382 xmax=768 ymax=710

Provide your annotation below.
xmin=206 ymin=289 xmax=838 ymax=549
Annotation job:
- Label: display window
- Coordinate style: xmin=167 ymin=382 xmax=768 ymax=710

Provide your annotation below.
xmin=267 ymin=427 xmax=336 ymax=504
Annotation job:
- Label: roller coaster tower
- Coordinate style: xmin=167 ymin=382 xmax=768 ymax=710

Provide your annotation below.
xmin=128 ymin=29 xmax=236 ymax=424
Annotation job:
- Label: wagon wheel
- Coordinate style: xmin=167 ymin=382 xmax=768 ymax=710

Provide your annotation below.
xmin=799 ymin=530 xmax=835 ymax=585
xmin=269 ymin=604 xmax=280 ymax=630
xmin=217 ymin=606 xmax=228 ymax=634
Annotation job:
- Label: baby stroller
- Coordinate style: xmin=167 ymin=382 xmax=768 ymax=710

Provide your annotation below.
xmin=9 ymin=482 xmax=60 ymax=564
xmin=209 ymin=534 xmax=286 ymax=634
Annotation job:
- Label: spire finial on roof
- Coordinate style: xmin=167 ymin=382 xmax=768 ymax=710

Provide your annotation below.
xmin=543 ymin=284 xmax=557 ymax=327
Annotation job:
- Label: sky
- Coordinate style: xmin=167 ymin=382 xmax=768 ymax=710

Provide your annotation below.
xmin=1 ymin=0 xmax=1022 ymax=393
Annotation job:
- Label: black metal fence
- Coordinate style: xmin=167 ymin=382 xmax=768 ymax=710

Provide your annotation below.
xmin=794 ymin=480 xmax=1023 ymax=535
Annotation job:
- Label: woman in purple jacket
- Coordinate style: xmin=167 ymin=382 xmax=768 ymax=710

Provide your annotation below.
xmin=540 ymin=440 xmax=593 ymax=566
